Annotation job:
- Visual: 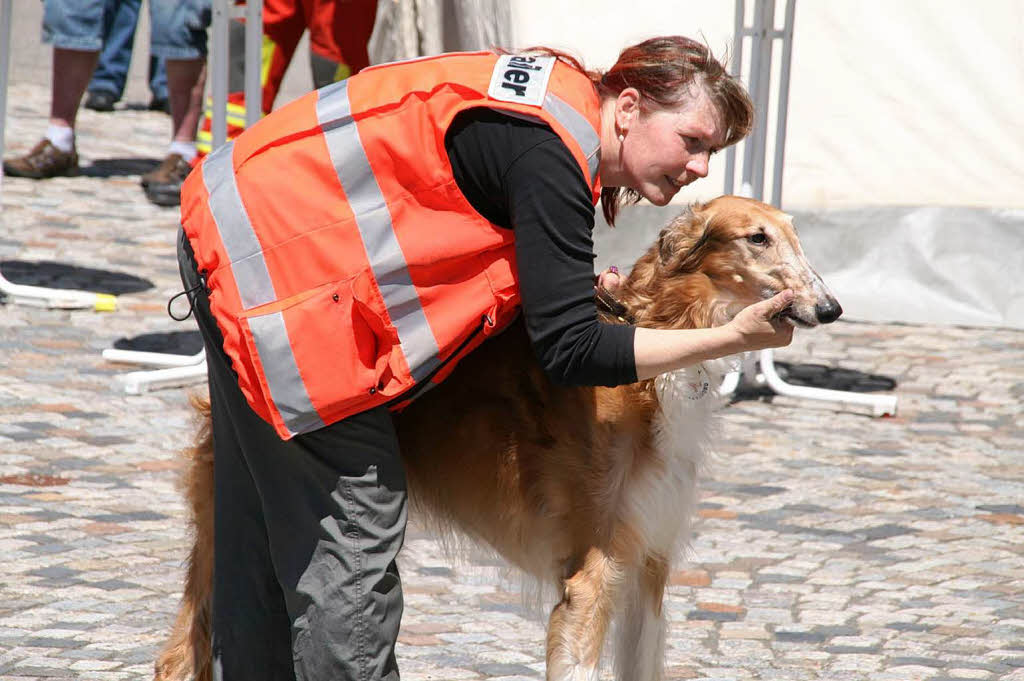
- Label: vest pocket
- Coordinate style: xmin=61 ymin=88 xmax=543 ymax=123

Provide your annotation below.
xmin=236 ymin=271 xmax=402 ymax=435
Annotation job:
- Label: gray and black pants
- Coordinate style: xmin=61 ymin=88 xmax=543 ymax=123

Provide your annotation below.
xmin=178 ymin=230 xmax=407 ymax=681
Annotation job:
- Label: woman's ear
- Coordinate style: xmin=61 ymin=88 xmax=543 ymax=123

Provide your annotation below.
xmin=615 ymin=87 xmax=641 ymax=134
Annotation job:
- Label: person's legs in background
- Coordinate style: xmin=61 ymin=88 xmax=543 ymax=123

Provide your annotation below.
xmin=144 ymin=0 xmax=211 ymax=207
xmin=307 ymin=0 xmax=377 ymax=88
xmin=2 ymin=0 xmax=105 ymax=179
xmin=192 ymin=0 xmax=378 ymax=164
xmin=261 ymin=0 xmax=311 ymax=110
xmin=84 ymin=0 xmax=142 ymax=112
xmin=148 ymin=54 xmax=170 ymax=112
xmin=193 ymin=0 xmax=307 ymax=160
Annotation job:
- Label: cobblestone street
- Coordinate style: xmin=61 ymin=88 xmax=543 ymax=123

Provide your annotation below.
xmin=2 ymin=29 xmax=1023 ymax=681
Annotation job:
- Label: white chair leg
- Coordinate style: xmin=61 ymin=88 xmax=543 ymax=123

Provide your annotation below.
xmin=103 ymin=347 xmax=206 ymax=368
xmin=758 ymin=349 xmax=897 ymax=417
xmin=115 ymin=362 xmax=209 ymax=395
xmin=0 ymin=271 xmax=117 ymax=310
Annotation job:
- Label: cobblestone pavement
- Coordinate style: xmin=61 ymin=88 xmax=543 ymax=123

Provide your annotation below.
xmin=3 ymin=58 xmax=1024 ymax=681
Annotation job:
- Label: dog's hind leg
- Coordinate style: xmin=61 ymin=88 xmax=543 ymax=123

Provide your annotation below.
xmin=153 ymin=405 xmax=215 ymax=681
xmin=613 ymin=555 xmax=669 ymax=681
xmin=546 ymin=547 xmax=624 ymax=681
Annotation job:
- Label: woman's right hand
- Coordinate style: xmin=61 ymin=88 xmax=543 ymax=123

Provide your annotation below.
xmin=632 ymin=289 xmax=796 ymax=381
xmin=726 ymin=290 xmax=795 ymax=353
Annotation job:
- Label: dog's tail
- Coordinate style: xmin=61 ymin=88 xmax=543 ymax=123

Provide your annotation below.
xmin=154 ymin=395 xmax=214 ymax=681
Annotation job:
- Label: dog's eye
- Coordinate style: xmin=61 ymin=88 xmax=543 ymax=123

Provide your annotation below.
xmin=748 ymin=233 xmax=767 ymax=245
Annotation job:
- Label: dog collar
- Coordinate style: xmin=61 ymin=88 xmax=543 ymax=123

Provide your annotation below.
xmin=595 ymin=285 xmax=637 ymax=325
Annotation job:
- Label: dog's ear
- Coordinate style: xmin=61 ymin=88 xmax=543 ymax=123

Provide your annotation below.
xmin=657 ymin=226 xmax=678 ymax=265
xmin=658 ymin=206 xmax=695 ymax=265
xmin=659 ymin=205 xmax=712 ymax=272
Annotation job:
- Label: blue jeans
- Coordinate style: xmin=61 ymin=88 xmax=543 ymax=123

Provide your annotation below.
xmin=149 ymin=0 xmax=211 ymax=60
xmin=42 ymin=0 xmax=106 ymax=51
xmin=87 ymin=0 xmax=167 ymax=101
xmin=43 ymin=0 xmax=208 ymax=69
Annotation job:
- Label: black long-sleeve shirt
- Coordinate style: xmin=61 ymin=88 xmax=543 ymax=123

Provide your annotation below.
xmin=445 ymin=108 xmax=637 ymax=387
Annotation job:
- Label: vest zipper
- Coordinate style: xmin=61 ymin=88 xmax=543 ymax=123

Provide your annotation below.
xmin=385 ymin=314 xmax=493 ymax=408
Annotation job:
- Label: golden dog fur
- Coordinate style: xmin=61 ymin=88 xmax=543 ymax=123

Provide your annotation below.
xmin=154 ymin=195 xmax=840 ymax=681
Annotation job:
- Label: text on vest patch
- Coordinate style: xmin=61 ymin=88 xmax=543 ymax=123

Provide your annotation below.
xmin=487 ymin=55 xmax=555 ymax=107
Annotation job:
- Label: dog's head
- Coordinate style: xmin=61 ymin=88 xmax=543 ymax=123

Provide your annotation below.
xmin=623 ymin=195 xmax=841 ymax=330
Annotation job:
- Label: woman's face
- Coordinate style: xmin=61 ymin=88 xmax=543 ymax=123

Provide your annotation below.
xmin=610 ymin=86 xmax=726 ymax=206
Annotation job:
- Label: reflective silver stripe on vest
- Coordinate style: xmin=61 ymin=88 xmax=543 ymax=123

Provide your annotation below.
xmin=203 ymin=142 xmax=277 ymax=310
xmin=316 ymin=80 xmax=442 ymax=383
xmin=247 ymin=312 xmax=325 ymax=435
xmin=203 ymin=141 xmax=319 ymax=436
xmin=543 ymin=92 xmax=601 ymax=184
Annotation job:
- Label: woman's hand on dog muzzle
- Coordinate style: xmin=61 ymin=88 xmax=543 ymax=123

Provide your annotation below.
xmin=726 ymin=290 xmax=796 ymax=352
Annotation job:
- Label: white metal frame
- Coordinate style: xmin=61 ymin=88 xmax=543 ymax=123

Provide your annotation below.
xmin=106 ymin=0 xmax=262 ymax=392
xmin=0 ymin=271 xmax=117 ymax=310
xmin=103 ymin=347 xmax=205 ymax=367
xmin=0 ymin=0 xmax=11 ymax=197
xmin=721 ymin=0 xmax=897 ymax=417
xmin=114 ymin=360 xmax=209 ymax=394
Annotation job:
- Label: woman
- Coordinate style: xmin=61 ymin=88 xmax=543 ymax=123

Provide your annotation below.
xmin=176 ymin=36 xmax=794 ymax=680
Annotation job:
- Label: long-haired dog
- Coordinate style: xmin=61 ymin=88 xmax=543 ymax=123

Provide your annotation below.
xmin=155 ymin=195 xmax=841 ymax=681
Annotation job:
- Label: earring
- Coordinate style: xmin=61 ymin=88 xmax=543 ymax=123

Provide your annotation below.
xmin=618 ymin=133 xmax=624 ymax=142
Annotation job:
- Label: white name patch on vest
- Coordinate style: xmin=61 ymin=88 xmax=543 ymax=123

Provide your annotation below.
xmin=487 ymin=55 xmax=555 ymax=108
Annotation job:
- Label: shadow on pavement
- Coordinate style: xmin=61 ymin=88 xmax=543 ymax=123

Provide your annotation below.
xmin=111 ymin=330 xmax=203 ymax=355
xmin=731 ymin=361 xmax=897 ymax=402
xmin=0 ymin=260 xmax=154 ymax=294
xmin=80 ymin=157 xmax=163 ymax=178
xmin=119 ymin=103 xmax=171 ymax=114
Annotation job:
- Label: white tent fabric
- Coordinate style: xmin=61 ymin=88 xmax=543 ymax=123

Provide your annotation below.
xmin=368 ymin=0 xmax=512 ymax=63
xmin=592 ymin=204 xmax=1024 ymax=331
xmin=790 ymin=206 xmax=1024 ymax=330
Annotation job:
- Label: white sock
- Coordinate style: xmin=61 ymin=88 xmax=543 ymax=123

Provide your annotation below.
xmin=45 ymin=124 xmax=74 ymax=153
xmin=168 ymin=140 xmax=197 ymax=163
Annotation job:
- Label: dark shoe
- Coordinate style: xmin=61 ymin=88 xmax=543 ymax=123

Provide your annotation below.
xmin=143 ymin=153 xmax=193 ymax=206
xmin=2 ymin=138 xmax=78 ymax=179
xmin=145 ymin=180 xmax=185 ymax=207
xmin=84 ymin=90 xmax=117 ymax=112
xmin=148 ymin=96 xmax=170 ymax=114
xmin=140 ymin=153 xmax=191 ymax=188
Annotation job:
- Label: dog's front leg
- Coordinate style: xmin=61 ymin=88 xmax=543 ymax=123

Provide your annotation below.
xmin=613 ymin=555 xmax=669 ymax=681
xmin=546 ymin=547 xmax=624 ymax=681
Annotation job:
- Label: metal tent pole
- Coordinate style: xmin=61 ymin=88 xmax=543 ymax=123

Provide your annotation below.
xmin=244 ymin=0 xmax=263 ymax=127
xmin=719 ymin=0 xmax=897 ymax=417
xmin=741 ymin=0 xmax=769 ymax=200
xmin=723 ymin=0 xmax=743 ymax=195
xmin=211 ymin=0 xmax=230 ymax=149
xmin=771 ymin=0 xmax=796 ymax=206
xmin=0 ymin=0 xmax=11 ymax=197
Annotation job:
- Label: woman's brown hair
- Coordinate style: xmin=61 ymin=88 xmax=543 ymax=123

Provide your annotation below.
xmin=521 ymin=37 xmax=754 ymax=225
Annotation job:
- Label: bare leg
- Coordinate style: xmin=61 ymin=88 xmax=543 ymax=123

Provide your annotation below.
xmin=165 ymin=58 xmax=207 ymax=143
xmin=547 ymin=548 xmax=624 ymax=681
xmin=50 ymin=48 xmax=100 ymax=129
xmin=613 ymin=556 xmax=669 ymax=681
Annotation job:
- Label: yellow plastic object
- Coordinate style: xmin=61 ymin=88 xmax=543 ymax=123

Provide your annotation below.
xmin=93 ymin=294 xmax=117 ymax=312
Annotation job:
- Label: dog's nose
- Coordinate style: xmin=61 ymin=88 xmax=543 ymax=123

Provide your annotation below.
xmin=815 ymin=298 xmax=843 ymax=324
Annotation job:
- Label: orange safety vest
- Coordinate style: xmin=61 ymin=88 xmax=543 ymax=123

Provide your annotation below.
xmin=180 ymin=51 xmax=603 ymax=439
